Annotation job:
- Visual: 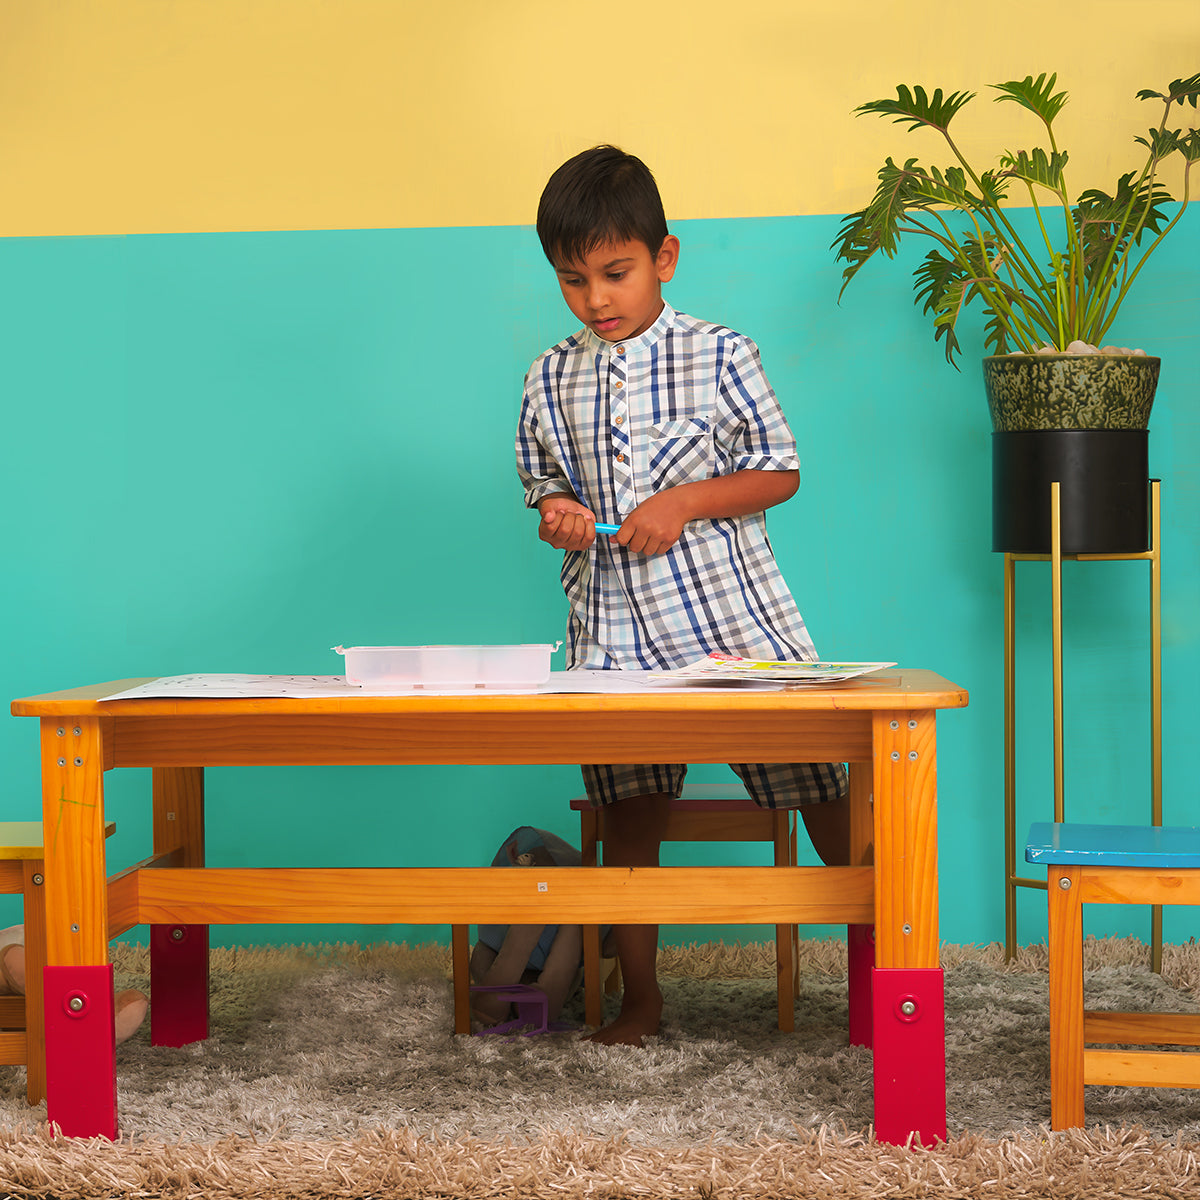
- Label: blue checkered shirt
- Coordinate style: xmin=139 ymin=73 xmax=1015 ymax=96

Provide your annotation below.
xmin=516 ymin=303 xmax=819 ymax=671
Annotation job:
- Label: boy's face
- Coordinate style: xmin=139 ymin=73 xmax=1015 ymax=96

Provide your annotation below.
xmin=553 ymin=236 xmax=680 ymax=342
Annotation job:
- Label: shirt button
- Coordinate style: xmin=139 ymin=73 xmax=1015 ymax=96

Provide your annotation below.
xmin=616 ymin=453 xmax=625 ymax=463
xmin=614 ymin=381 xmax=624 ymax=390
xmin=616 ymin=345 xmax=625 ymax=355
xmin=615 ymin=415 xmax=624 ymax=425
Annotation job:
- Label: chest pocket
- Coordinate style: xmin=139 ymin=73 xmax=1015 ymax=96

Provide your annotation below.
xmin=647 ymin=416 xmax=713 ymax=493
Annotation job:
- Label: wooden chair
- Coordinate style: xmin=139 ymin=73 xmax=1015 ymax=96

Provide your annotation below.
xmin=1026 ymin=821 xmax=1200 ymax=1130
xmin=572 ymin=784 xmax=801 ymax=1032
xmin=0 ymin=822 xmax=50 ymax=1103
xmin=0 ymin=820 xmax=116 ymax=1105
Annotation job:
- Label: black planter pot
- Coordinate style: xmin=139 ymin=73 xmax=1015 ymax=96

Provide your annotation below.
xmin=984 ymin=354 xmax=1158 ymax=555
xmin=991 ymin=430 xmax=1149 ymax=554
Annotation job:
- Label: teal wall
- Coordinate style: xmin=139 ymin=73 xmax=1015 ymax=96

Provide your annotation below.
xmin=2 ymin=212 xmax=1198 ymax=948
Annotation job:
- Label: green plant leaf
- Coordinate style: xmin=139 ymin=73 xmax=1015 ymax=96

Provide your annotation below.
xmin=1134 ymin=127 xmax=1189 ymax=161
xmin=1074 ymin=171 xmax=1176 ymax=282
xmin=909 ymin=164 xmax=970 ymax=206
xmin=1135 ymin=73 xmax=1200 ymax=108
xmin=912 ymin=242 xmax=1026 ymax=366
xmin=830 ymin=156 xmax=1012 ymax=302
xmin=854 ymin=86 xmax=975 ymax=134
xmin=832 ymin=158 xmax=944 ymax=292
xmin=992 ymin=74 xmax=1069 ymax=125
xmin=1134 ymin=126 xmax=1200 ymax=165
xmin=982 ymin=309 xmax=1013 ymax=356
xmin=997 ymin=148 xmax=1070 ymax=192
xmin=1075 ymin=172 xmax=1176 ymax=304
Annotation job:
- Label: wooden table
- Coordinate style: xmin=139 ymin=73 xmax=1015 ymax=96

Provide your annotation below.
xmin=11 ymin=669 xmax=967 ymax=1142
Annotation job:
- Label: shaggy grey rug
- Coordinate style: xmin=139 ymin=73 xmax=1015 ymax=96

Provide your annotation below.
xmin=3 ymin=938 xmax=1198 ymax=1143
xmin=2 ymin=939 xmax=1200 ymax=1197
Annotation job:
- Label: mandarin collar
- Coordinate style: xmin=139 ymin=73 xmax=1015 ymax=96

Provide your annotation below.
xmin=582 ymin=303 xmax=676 ymax=358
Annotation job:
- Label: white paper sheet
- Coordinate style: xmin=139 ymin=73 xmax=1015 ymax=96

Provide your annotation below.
xmin=648 ymin=654 xmax=897 ymax=685
xmin=96 ymin=669 xmax=771 ymax=701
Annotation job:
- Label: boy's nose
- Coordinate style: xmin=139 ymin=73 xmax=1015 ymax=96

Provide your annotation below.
xmin=587 ymin=282 xmax=609 ymax=310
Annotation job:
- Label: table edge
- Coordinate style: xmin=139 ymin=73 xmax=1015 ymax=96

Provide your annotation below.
xmin=12 ymin=671 xmax=968 ymax=717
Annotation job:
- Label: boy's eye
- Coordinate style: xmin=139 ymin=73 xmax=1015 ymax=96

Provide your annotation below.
xmin=607 ymin=272 xmax=626 ymax=281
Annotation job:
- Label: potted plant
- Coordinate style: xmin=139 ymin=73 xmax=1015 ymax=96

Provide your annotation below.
xmin=833 ymin=72 xmax=1199 ymax=552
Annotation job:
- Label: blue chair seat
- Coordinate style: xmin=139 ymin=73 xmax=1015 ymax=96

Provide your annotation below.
xmin=1026 ymin=822 xmax=1200 ymax=870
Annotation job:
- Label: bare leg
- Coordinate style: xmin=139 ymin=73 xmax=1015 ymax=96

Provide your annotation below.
xmin=469 ymin=924 xmax=547 ymax=1024
xmin=586 ymin=791 xmax=671 ymax=1046
xmin=800 ymin=792 xmax=850 ymax=866
xmin=535 ymin=924 xmax=583 ymax=1020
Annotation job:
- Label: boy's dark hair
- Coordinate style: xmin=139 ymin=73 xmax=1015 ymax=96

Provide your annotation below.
xmin=536 ymin=145 xmax=669 ymax=267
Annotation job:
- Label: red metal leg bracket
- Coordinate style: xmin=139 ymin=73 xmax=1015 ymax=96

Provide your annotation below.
xmin=43 ymin=964 xmax=118 ymax=1139
xmin=151 ymin=923 xmax=210 ymax=1047
xmin=847 ymin=924 xmax=874 ymax=1048
xmin=871 ymin=966 xmax=946 ymax=1146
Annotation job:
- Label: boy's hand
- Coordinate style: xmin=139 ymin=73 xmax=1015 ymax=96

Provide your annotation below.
xmin=611 ymin=491 xmax=689 ymax=556
xmin=538 ymin=496 xmax=600 ymax=551
xmin=609 ymin=471 xmax=799 ymax=556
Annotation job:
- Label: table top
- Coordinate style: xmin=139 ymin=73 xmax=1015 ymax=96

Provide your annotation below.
xmin=12 ymin=669 xmax=967 ymax=718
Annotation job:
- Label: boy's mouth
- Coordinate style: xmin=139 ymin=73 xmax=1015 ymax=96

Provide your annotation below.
xmin=594 ymin=317 xmax=621 ymax=333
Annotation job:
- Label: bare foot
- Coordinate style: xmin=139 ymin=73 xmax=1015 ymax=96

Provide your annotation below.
xmin=0 ymin=943 xmax=25 ymax=994
xmin=115 ymin=989 xmax=149 ymax=1045
xmin=585 ymin=992 xmax=662 ymax=1046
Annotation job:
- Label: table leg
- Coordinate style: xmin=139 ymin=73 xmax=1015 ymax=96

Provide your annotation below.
xmin=847 ymin=761 xmax=875 ymax=1048
xmin=151 ymin=768 xmax=209 ymax=1046
xmin=870 ymin=710 xmax=946 ymax=1146
xmin=40 ymin=717 xmax=117 ymax=1139
xmin=847 ymin=925 xmax=874 ymax=1048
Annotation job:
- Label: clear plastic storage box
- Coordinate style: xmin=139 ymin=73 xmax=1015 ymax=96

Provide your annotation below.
xmin=334 ymin=644 xmax=559 ymax=690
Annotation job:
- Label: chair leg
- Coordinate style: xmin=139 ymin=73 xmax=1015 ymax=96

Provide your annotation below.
xmin=790 ymin=814 xmax=800 ymax=994
xmin=23 ymin=858 xmax=46 ymax=1105
xmin=451 ymin=925 xmax=471 ymax=1035
xmin=578 ymin=809 xmax=607 ymax=1027
xmin=1047 ymin=865 xmax=1086 ymax=1130
xmin=773 ymin=810 xmax=795 ymax=1032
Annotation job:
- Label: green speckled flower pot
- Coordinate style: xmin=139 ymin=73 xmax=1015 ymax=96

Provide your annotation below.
xmin=985 ymin=355 xmax=1158 ymax=554
xmin=983 ymin=354 xmax=1160 ymax=432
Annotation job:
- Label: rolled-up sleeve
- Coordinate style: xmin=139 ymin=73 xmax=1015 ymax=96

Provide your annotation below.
xmin=715 ymin=336 xmax=800 ymax=475
xmin=516 ymin=371 xmax=576 ymax=509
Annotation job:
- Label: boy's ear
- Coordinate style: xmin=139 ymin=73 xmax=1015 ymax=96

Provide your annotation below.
xmin=655 ymin=235 xmax=680 ymax=283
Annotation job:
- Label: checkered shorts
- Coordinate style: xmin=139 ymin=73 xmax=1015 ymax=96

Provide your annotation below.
xmin=580 ymin=761 xmax=848 ymax=809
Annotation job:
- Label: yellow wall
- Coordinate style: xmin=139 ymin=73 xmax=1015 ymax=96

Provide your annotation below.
xmin=1 ymin=0 xmax=1197 ymax=235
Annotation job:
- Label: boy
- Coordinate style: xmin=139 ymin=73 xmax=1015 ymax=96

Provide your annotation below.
xmin=515 ymin=145 xmax=848 ymax=1046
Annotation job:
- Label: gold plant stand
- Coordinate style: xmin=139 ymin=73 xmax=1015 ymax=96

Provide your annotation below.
xmin=1003 ymin=479 xmax=1163 ymax=967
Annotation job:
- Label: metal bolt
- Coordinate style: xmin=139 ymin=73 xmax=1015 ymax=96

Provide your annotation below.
xmin=902 ymin=923 xmax=913 ymax=935
xmin=71 ymin=924 xmax=79 ymax=933
xmin=908 ymin=719 xmax=918 ymax=729
xmin=57 ymin=757 xmax=66 ymax=767
xmin=890 ymin=751 xmax=900 ymax=761
xmin=73 ymin=727 xmax=82 ymax=736
xmin=32 ymin=873 xmax=44 ymax=886
xmin=171 ymin=928 xmax=185 ymax=941
xmin=68 ymin=997 xmax=84 ymax=1013
xmin=1059 ymin=877 xmax=1072 ymax=890
xmin=73 ymin=757 xmax=83 ymax=766
xmin=900 ymin=1000 xmax=917 ymax=1016
xmin=56 ymin=728 xmax=65 ymax=737
xmin=889 ymin=720 xmax=899 ymax=730
xmin=908 ymin=751 xmax=918 ymax=761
